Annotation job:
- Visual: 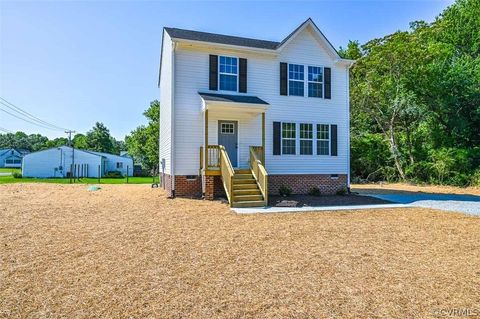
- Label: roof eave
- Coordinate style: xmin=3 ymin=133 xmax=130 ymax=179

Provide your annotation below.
xmin=171 ymin=38 xmax=278 ymax=55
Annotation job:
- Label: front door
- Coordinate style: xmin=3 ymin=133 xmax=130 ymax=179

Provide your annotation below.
xmin=218 ymin=120 xmax=238 ymax=167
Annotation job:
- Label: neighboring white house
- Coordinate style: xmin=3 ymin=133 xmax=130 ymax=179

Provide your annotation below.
xmin=22 ymin=146 xmax=133 ymax=178
xmin=0 ymin=148 xmax=27 ymax=168
xmin=158 ymin=18 xmax=354 ymax=207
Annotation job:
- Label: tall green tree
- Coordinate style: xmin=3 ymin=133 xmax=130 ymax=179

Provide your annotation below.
xmin=125 ymin=100 xmax=159 ymax=171
xmin=85 ymin=122 xmax=116 ymax=153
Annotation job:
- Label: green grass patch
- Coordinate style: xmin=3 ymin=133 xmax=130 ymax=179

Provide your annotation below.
xmin=0 ymin=168 xmax=21 ymax=174
xmin=0 ymin=175 xmax=157 ymax=185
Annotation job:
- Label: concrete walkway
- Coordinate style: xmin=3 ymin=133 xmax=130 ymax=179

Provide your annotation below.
xmin=233 ymin=203 xmax=410 ymax=214
xmin=233 ymin=192 xmax=480 ymax=216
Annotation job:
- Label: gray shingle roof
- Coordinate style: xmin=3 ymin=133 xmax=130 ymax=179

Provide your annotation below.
xmin=199 ymin=92 xmax=269 ymax=105
xmin=164 ymin=27 xmax=280 ymax=50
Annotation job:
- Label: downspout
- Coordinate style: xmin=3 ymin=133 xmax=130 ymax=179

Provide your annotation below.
xmin=170 ymin=41 xmax=176 ymax=197
xmin=346 ymin=63 xmax=353 ymax=192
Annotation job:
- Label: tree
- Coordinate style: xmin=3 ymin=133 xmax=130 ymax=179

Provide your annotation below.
xmin=125 ymin=100 xmax=159 ymax=171
xmin=72 ymin=133 xmax=88 ymax=149
xmin=85 ymin=122 xmax=116 ymax=153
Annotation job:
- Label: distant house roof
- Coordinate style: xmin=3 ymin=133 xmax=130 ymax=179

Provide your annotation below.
xmin=199 ymin=92 xmax=269 ymax=105
xmin=164 ymin=27 xmax=280 ymax=50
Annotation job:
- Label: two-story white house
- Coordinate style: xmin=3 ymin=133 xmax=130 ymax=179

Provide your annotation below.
xmin=158 ymin=18 xmax=354 ymax=207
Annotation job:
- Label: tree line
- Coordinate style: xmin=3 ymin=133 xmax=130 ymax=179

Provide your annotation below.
xmin=0 ymin=122 xmax=125 ymax=156
xmin=0 ymin=101 xmax=160 ymax=172
xmin=340 ymin=0 xmax=480 ymax=186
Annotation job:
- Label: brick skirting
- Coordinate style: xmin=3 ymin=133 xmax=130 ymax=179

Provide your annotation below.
xmin=162 ymin=174 xmax=225 ymax=199
xmin=163 ymin=173 xmax=346 ymax=198
xmin=269 ymin=174 xmax=348 ymax=195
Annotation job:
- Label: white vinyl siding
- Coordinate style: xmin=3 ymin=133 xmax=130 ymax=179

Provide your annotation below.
xmin=159 ymin=31 xmax=174 ymax=175
xmin=170 ymin=25 xmax=348 ymax=175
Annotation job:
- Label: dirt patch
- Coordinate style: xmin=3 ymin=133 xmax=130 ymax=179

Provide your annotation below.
xmin=1 ymin=183 xmax=480 ymax=318
xmin=269 ymin=194 xmax=392 ymax=207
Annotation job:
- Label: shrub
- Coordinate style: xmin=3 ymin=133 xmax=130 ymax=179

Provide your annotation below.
xmin=471 ymin=169 xmax=480 ymax=187
xmin=278 ymin=185 xmax=292 ymax=197
xmin=12 ymin=172 xmax=22 ymax=179
xmin=336 ymin=187 xmax=347 ymax=196
xmin=307 ymin=187 xmax=321 ymax=196
xmin=104 ymin=171 xmax=123 ymax=178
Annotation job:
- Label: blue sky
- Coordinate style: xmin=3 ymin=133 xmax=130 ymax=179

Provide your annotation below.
xmin=0 ymin=0 xmax=453 ymax=140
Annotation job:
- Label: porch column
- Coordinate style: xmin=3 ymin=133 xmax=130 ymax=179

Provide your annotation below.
xmin=204 ymin=109 xmax=208 ymax=171
xmin=262 ymin=112 xmax=266 ymax=165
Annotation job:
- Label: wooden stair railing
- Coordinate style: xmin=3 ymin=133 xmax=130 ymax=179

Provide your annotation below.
xmin=249 ymin=146 xmax=268 ymax=205
xmin=219 ymin=145 xmax=235 ymax=205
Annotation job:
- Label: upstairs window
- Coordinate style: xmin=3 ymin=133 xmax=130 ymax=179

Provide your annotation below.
xmin=288 ymin=64 xmax=304 ymax=96
xmin=308 ymin=66 xmax=323 ymax=98
xmin=282 ymin=122 xmax=296 ymax=155
xmin=317 ymin=124 xmax=330 ymax=155
xmin=219 ymin=56 xmax=238 ymax=91
xmin=300 ymin=123 xmax=313 ymax=155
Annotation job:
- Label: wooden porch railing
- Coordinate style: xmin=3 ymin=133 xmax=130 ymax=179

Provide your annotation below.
xmin=219 ymin=146 xmax=235 ymax=204
xmin=199 ymin=145 xmax=221 ymax=170
xmin=249 ymin=146 xmax=268 ymax=204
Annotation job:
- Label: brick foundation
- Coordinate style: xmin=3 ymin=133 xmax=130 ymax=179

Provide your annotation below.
xmin=162 ymin=174 xmax=225 ymax=199
xmin=162 ymin=174 xmax=202 ymax=198
xmin=269 ymin=174 xmax=348 ymax=195
xmin=204 ymin=175 xmax=226 ymax=200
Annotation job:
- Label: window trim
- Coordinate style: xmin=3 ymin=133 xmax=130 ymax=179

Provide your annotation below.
xmin=281 ymin=122 xmax=296 ymax=155
xmin=316 ymin=124 xmax=330 ymax=156
xmin=286 ymin=63 xmax=327 ymax=98
xmin=218 ymin=55 xmax=239 ymax=92
xmin=299 ymin=123 xmax=313 ymax=155
xmin=308 ymin=66 xmax=324 ymax=98
xmin=287 ymin=63 xmax=305 ymax=97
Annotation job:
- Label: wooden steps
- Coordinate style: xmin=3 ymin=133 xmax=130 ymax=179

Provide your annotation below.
xmin=231 ymin=169 xmax=266 ymax=208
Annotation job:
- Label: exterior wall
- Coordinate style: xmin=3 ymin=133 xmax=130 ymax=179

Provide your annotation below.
xmin=159 ymin=31 xmax=174 ymax=176
xmin=162 ymin=173 xmax=173 ymax=197
xmin=208 ymin=111 xmax=261 ymax=168
xmin=174 ymin=175 xmax=202 ymax=198
xmin=269 ymin=174 xmax=348 ymax=195
xmin=22 ymin=147 xmax=102 ymax=178
xmin=0 ymin=149 xmax=23 ymax=168
xmin=88 ymin=152 xmax=134 ymax=176
xmin=171 ymin=25 xmax=349 ymax=177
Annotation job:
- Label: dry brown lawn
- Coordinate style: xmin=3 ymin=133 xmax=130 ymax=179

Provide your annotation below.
xmin=1 ymin=184 xmax=479 ymax=318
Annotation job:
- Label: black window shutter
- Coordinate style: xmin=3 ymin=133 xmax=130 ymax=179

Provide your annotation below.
xmin=273 ymin=122 xmax=281 ymax=155
xmin=280 ymin=62 xmax=288 ymax=96
xmin=324 ymin=67 xmax=331 ymax=99
xmin=331 ymin=124 xmax=337 ymax=156
xmin=239 ymin=58 xmax=247 ymax=93
xmin=209 ymin=55 xmax=218 ymax=90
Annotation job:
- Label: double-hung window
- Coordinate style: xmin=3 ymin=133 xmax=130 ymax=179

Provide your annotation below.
xmin=308 ymin=66 xmax=323 ymax=98
xmin=282 ymin=122 xmax=296 ymax=155
xmin=288 ymin=64 xmax=304 ymax=96
xmin=317 ymin=124 xmax=330 ymax=155
xmin=300 ymin=124 xmax=313 ymax=155
xmin=219 ymin=56 xmax=238 ymax=91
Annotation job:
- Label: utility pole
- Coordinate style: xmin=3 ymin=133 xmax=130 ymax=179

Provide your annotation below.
xmin=65 ymin=130 xmax=76 ymax=183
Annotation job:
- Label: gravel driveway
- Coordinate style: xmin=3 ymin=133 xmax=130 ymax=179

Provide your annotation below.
xmin=359 ymin=192 xmax=480 ymax=216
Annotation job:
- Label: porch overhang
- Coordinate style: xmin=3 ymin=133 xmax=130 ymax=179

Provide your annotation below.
xmin=199 ymin=92 xmax=269 ymax=114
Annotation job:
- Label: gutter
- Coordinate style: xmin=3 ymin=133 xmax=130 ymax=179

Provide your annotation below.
xmin=170 ymin=41 xmax=176 ymax=197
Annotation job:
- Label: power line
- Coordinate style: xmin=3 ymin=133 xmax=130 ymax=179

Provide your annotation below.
xmin=0 ymin=126 xmax=13 ymax=134
xmin=0 ymin=97 xmax=70 ymax=131
xmin=0 ymin=105 xmax=65 ymax=131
